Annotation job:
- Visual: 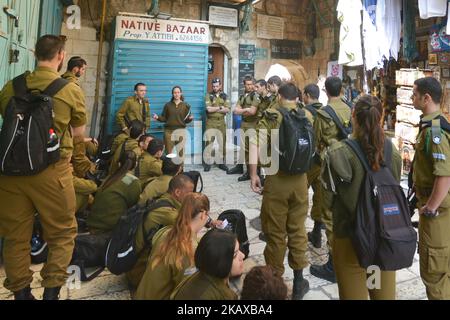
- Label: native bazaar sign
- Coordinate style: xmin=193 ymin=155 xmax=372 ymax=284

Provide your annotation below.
xmin=116 ymin=16 xmax=210 ymax=44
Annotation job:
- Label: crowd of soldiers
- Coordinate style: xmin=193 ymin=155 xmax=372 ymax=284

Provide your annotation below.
xmin=0 ymin=34 xmax=449 ymax=301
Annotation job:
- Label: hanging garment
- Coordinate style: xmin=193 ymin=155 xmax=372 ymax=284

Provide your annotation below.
xmin=364 ymin=0 xmax=378 ymax=25
xmin=363 ymin=8 xmax=383 ymax=69
xmin=376 ymin=0 xmax=402 ymax=61
xmin=419 ymin=0 xmax=447 ymax=19
xmin=337 ymin=0 xmax=363 ymax=66
xmin=403 ymin=0 xmax=419 ymax=62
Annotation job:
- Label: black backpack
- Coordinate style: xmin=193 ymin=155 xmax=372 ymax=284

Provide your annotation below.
xmin=105 ymin=199 xmax=175 ymax=275
xmin=182 ymin=171 xmax=204 ymax=193
xmin=323 ymin=105 xmax=353 ymax=141
xmin=218 ymin=210 xmax=250 ymax=259
xmin=0 ymin=74 xmax=69 ymax=176
xmin=278 ymin=107 xmax=315 ymax=175
xmin=345 ymin=139 xmax=417 ymax=271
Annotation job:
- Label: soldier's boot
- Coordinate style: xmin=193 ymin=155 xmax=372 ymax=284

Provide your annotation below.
xmin=227 ymin=164 xmax=244 ymax=175
xmin=14 ymin=286 xmax=35 ymax=300
xmin=292 ymin=269 xmax=310 ymax=300
xmin=204 ymin=164 xmax=211 ymax=172
xmin=258 ymin=232 xmax=267 ymax=242
xmin=238 ymin=166 xmax=251 ymax=182
xmin=43 ymin=287 xmax=61 ymax=300
xmin=310 ymin=254 xmax=337 ymax=283
xmin=218 ymin=164 xmax=229 ymax=172
xmin=307 ymin=222 xmax=323 ymax=249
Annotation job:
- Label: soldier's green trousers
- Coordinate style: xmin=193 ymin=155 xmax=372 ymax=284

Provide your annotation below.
xmin=0 ymin=159 xmax=77 ymax=292
xmin=240 ymin=121 xmax=257 ymax=164
xmin=322 ymin=188 xmax=334 ymax=254
xmin=418 ymin=197 xmax=450 ymax=300
xmin=307 ymin=163 xmax=323 ymax=223
xmin=261 ymin=172 xmax=309 ymax=276
xmin=333 ymin=237 xmax=396 ymax=300
xmin=204 ymin=120 xmax=226 ymax=164
xmin=164 ymin=128 xmax=187 ymax=159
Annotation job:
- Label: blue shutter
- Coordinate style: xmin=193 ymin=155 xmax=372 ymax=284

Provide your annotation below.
xmin=39 ymin=0 xmax=64 ymax=37
xmin=107 ymin=39 xmax=208 ymax=155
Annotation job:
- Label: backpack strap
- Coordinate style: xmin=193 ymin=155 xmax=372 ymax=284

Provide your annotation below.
xmin=141 ymin=199 xmax=176 ymax=247
xmin=344 ymin=139 xmax=371 ymax=172
xmin=43 ymin=78 xmax=69 ymax=97
xmin=323 ymin=105 xmax=350 ymax=140
xmin=305 ymin=104 xmax=318 ymax=118
xmin=12 ymin=73 xmax=28 ymax=96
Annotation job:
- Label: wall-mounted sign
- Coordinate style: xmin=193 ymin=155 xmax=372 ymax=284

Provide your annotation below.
xmin=239 ymin=44 xmax=255 ymax=94
xmin=327 ymin=60 xmax=343 ymax=79
xmin=257 ymin=14 xmax=284 ymax=40
xmin=209 ymin=6 xmax=238 ymax=28
xmin=116 ymin=16 xmax=210 ymax=44
xmin=270 ymin=40 xmax=301 ymax=59
xmin=255 ymin=48 xmax=268 ymax=60
xmin=66 ymin=5 xmax=81 ymax=30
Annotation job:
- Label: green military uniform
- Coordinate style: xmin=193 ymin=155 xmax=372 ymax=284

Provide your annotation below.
xmin=252 ymin=101 xmax=309 ymax=276
xmin=138 ymin=174 xmax=173 ymax=205
xmin=87 ymin=173 xmax=141 ymax=234
xmin=62 ymin=71 xmax=96 ymax=178
xmin=171 ymin=271 xmax=238 ymax=300
xmin=110 ymin=132 xmax=129 ymax=157
xmin=0 ymin=66 xmax=86 ymax=292
xmin=323 ymin=138 xmax=401 ymax=299
xmin=303 ymin=102 xmax=323 ymax=223
xmin=204 ymin=91 xmax=229 ymax=164
xmin=413 ymin=111 xmax=450 ymax=300
xmin=135 ymin=152 xmax=162 ymax=187
xmin=128 ymin=193 xmax=182 ymax=292
xmin=73 ymin=176 xmax=97 ymax=213
xmin=313 ymin=97 xmax=352 ymax=253
xmin=256 ymin=94 xmax=274 ymax=121
xmin=238 ymin=92 xmax=260 ymax=163
xmin=157 ymin=101 xmax=191 ymax=158
xmin=135 ymin=227 xmax=199 ymax=300
xmin=109 ymin=138 xmax=142 ymax=175
xmin=116 ymin=96 xmax=151 ymax=131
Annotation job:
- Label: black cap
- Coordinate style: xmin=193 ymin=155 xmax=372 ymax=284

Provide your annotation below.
xmin=212 ymin=78 xmax=221 ymax=84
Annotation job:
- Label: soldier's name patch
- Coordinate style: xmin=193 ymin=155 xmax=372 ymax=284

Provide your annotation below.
xmin=432 ymin=153 xmax=446 ymax=160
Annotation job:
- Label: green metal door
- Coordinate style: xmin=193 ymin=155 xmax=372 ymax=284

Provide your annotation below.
xmin=0 ymin=0 xmax=41 ymax=88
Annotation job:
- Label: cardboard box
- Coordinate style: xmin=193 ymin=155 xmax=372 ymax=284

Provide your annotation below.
xmin=396 ymin=104 xmax=423 ymax=125
xmin=395 ymin=122 xmax=420 ymax=144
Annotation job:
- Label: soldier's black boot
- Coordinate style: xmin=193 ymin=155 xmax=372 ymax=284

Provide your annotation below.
xmin=238 ymin=171 xmax=250 ymax=182
xmin=14 ymin=286 xmax=35 ymax=300
xmin=227 ymin=164 xmax=244 ymax=175
xmin=310 ymin=254 xmax=337 ymax=283
xmin=43 ymin=287 xmax=61 ymax=300
xmin=204 ymin=164 xmax=211 ymax=172
xmin=292 ymin=269 xmax=310 ymax=300
xmin=307 ymin=222 xmax=323 ymax=249
xmin=218 ymin=164 xmax=229 ymax=172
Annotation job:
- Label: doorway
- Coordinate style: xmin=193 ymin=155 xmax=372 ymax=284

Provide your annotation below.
xmin=208 ymin=46 xmax=225 ymax=93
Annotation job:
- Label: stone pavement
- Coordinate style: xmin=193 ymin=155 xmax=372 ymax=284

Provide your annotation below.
xmin=0 ymin=164 xmax=427 ymax=300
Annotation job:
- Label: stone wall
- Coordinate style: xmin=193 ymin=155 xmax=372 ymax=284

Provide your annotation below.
xmin=64 ymin=0 xmax=337 ymax=134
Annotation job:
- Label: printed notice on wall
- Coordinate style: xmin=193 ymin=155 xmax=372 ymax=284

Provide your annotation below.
xmin=257 ymin=14 xmax=284 ymax=40
xmin=116 ymin=16 xmax=210 ymax=44
xmin=209 ymin=6 xmax=238 ymax=28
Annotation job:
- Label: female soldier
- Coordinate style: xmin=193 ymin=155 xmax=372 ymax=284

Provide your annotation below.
xmin=87 ymin=151 xmax=141 ymax=234
xmin=170 ymin=228 xmax=245 ymax=300
xmin=153 ymin=86 xmax=194 ymax=159
xmin=323 ymin=95 xmax=402 ymax=299
xmin=134 ymin=193 xmax=210 ymax=300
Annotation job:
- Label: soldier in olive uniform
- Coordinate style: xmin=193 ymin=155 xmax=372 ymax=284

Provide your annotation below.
xmin=138 ymin=156 xmax=182 ymax=205
xmin=0 ymin=35 xmax=86 ymax=300
xmin=412 ymin=77 xmax=450 ymax=300
xmin=228 ymin=76 xmax=260 ymax=181
xmin=302 ymin=84 xmax=325 ymax=248
xmin=127 ymin=174 xmax=194 ymax=293
xmin=116 ymin=83 xmax=151 ymax=133
xmin=153 ymin=86 xmax=194 ymax=160
xmin=267 ymin=76 xmax=282 ymax=110
xmin=254 ymin=79 xmax=273 ymax=121
xmin=62 ymin=57 xmax=97 ymax=179
xmin=204 ymin=78 xmax=230 ymax=172
xmin=135 ymin=138 xmax=164 ymax=187
xmin=249 ymin=83 xmax=310 ymax=300
xmin=310 ymin=77 xmax=352 ymax=283
xmin=323 ymin=96 xmax=401 ymax=299
xmin=109 ymin=120 xmax=145 ymax=174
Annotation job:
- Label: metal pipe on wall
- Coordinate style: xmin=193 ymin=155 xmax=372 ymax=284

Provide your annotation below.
xmin=90 ymin=0 xmax=107 ymax=138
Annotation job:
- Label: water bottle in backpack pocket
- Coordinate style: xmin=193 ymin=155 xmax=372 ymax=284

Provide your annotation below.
xmin=218 ymin=210 xmax=250 ymax=259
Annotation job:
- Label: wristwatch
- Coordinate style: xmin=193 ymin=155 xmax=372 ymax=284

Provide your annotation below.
xmin=422 ymin=206 xmax=439 ymax=218
xmin=219 ymin=106 xmax=223 ymax=111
